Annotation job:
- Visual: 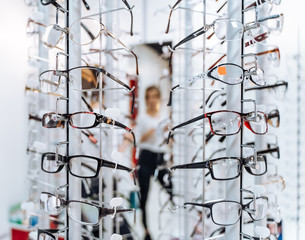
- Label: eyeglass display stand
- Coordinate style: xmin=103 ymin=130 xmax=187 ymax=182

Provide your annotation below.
xmin=182 ymin=2 xmax=194 ymax=239
xmin=101 ymin=1 xmax=115 ymax=239
xmin=201 ymin=0 xmax=207 ymax=239
xmin=226 ymin=0 xmax=242 ymax=239
xmin=67 ymin=0 xmax=82 ymax=239
xmin=38 ymin=3 xmax=51 ymax=232
xmin=224 ymin=0 xmax=243 ymax=240
xmin=254 ymin=2 xmax=269 ymax=231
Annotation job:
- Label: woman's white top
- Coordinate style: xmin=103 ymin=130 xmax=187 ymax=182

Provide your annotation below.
xmin=136 ymin=111 xmax=170 ymax=153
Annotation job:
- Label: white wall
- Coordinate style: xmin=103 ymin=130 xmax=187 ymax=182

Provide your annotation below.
xmin=0 ymin=1 xmax=31 ymax=238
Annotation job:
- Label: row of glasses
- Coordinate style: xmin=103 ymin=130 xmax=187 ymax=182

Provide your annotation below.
xmin=24 ymin=0 xmax=139 ymax=239
xmin=162 ymin=0 xmax=285 ymax=238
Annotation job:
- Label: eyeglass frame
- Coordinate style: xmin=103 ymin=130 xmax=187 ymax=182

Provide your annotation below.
xmin=170 ymin=155 xmax=267 ymax=180
xmin=41 ymin=152 xmax=136 ymax=182
xmin=183 ymin=196 xmax=268 ymax=226
xmin=40 ymin=192 xmax=135 ymax=226
xmin=167 ymin=63 xmax=264 ymax=106
xmin=42 ymin=111 xmax=136 ymax=147
xmin=167 ymin=110 xmax=268 ymax=143
xmin=39 ymin=66 xmax=135 ymax=114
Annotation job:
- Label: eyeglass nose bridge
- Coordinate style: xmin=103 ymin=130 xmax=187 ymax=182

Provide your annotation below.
xmin=55 ymin=97 xmax=69 ymax=115
xmin=241 ymin=188 xmax=257 ymax=213
xmin=241 ymin=99 xmax=257 ymax=121
xmin=55 ymin=184 xmax=69 ymax=207
xmin=241 ymin=144 xmax=257 ymax=166
xmin=55 ymin=141 xmax=69 ymax=163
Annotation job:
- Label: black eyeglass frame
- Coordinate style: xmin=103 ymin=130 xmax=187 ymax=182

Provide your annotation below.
xmin=41 ymin=152 xmax=136 ymax=180
xmin=170 ymin=155 xmax=267 ymax=181
xmin=184 ymin=197 xmax=268 ymax=226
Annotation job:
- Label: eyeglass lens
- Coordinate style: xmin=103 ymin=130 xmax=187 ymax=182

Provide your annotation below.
xmin=211 ymin=158 xmax=241 ymax=180
xmin=213 ymin=19 xmax=244 ymax=41
xmin=42 ymin=153 xmax=63 ymax=173
xmin=69 ymin=156 xmax=99 ymax=178
xmin=209 ymin=64 xmax=244 ymax=85
xmin=67 ymin=201 xmax=99 ymax=225
xmin=248 ymin=197 xmax=268 ymax=221
xmin=211 ymin=201 xmax=242 ymax=225
xmin=209 ymin=111 xmax=241 ymax=135
xmin=40 ymin=192 xmax=62 ymax=215
xmin=69 ymin=112 xmax=96 ymax=128
xmin=70 ymin=18 xmax=101 ymax=46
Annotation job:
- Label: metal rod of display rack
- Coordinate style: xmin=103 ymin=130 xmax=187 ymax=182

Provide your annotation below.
xmin=183 ymin=1 xmax=194 ymax=238
xmin=99 ymin=0 xmax=105 ymax=238
xmin=254 ymin=2 xmax=268 ymax=230
xmin=201 ymin=0 xmax=206 ymax=239
xmin=66 ymin=1 xmax=70 ymax=239
xmin=68 ymin=0 xmax=82 ymax=239
xmin=240 ymin=0 xmax=245 ymax=238
xmin=226 ymin=0 xmax=242 ymax=239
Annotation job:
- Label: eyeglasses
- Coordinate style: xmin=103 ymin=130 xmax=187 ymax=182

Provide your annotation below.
xmin=267 ymin=109 xmax=280 ymax=128
xmin=191 ymin=62 xmax=264 ymax=86
xmin=241 ymin=232 xmax=276 ymax=240
xmin=182 ymin=197 xmax=268 ymax=226
xmin=42 ymin=18 xmax=138 ymax=74
xmin=37 ymin=228 xmax=67 ymax=240
xmin=206 ymin=81 xmax=287 ymax=108
xmin=167 ymin=63 xmax=264 ymax=106
xmin=42 ymin=111 xmax=136 ymax=147
xmin=69 ymin=18 xmax=138 ymax=73
xmin=41 ymin=152 xmax=135 ymax=180
xmin=170 ymin=155 xmax=267 ymax=180
xmin=26 ymin=18 xmax=47 ymax=35
xmin=35 ymin=227 xmax=104 ymax=240
xmin=258 ymin=14 xmax=284 ymax=34
xmin=40 ymin=192 xmax=135 ymax=225
xmin=167 ymin=110 xmax=268 ymax=142
xmin=39 ymin=66 xmax=135 ymax=114
xmin=172 ymin=18 xmax=244 ymax=51
xmin=258 ymin=146 xmax=280 ymax=159
xmin=121 ymin=0 xmax=134 ymax=36
xmin=165 ymin=0 xmax=183 ymax=33
xmin=246 ymin=80 xmax=288 ymax=100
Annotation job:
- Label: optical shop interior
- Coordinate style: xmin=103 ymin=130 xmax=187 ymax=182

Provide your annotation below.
xmin=2 ymin=0 xmax=305 ymax=240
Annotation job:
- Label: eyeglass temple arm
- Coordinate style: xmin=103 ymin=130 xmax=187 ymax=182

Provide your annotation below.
xmin=121 ymin=0 xmax=134 ymax=36
xmin=98 ymin=68 xmax=135 ymax=114
xmin=258 ymin=14 xmax=282 ymax=23
xmin=173 ymin=26 xmax=208 ymax=50
xmin=165 ymin=0 xmax=184 ymax=33
xmin=81 ymin=96 xmax=94 ymax=112
xmin=80 ymin=22 xmax=95 ymax=40
xmin=170 ymin=161 xmax=208 ymax=171
xmin=167 ymin=114 xmax=206 ymax=143
xmin=101 ymin=158 xmax=133 ymax=172
xmin=245 ymin=32 xmax=269 ymax=47
xmin=256 ymin=147 xmax=279 ymax=156
xmin=167 ymin=84 xmax=180 ymax=106
xmin=184 ymin=202 xmax=207 ymax=208
xmin=245 ymin=81 xmax=288 ymax=91
xmin=82 ymin=0 xmax=90 ymax=10
xmin=103 ymin=117 xmax=136 ymax=147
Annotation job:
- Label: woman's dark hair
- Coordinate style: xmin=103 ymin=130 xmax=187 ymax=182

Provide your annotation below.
xmin=145 ymin=85 xmax=161 ymax=102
